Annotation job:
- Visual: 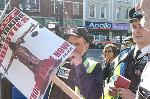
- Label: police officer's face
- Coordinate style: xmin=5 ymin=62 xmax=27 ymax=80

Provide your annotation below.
xmin=67 ymin=35 xmax=89 ymax=56
xmin=132 ymin=18 xmax=150 ymax=47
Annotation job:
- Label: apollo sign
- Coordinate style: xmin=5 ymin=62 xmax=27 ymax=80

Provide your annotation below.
xmin=85 ymin=21 xmax=112 ymax=30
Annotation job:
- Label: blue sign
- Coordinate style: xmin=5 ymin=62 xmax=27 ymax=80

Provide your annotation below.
xmin=85 ymin=21 xmax=112 ymax=30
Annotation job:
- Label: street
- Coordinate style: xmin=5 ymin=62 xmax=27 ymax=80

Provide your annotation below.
xmin=86 ymin=49 xmax=104 ymax=66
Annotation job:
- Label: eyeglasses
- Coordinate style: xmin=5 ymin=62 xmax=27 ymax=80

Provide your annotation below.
xmin=103 ymin=50 xmax=113 ymax=53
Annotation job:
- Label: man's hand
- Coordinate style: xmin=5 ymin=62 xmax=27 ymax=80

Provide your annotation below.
xmin=116 ymin=88 xmax=136 ymax=99
xmin=109 ymin=86 xmax=117 ymax=96
xmin=69 ymin=52 xmax=82 ymax=66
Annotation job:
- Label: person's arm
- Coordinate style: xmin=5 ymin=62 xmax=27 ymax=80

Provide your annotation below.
xmin=103 ymin=62 xmax=111 ymax=80
xmin=74 ymin=63 xmax=103 ymax=99
xmin=69 ymin=52 xmax=103 ymax=98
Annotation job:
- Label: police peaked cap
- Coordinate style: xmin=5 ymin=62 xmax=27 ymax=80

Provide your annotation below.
xmin=65 ymin=27 xmax=92 ymax=44
xmin=129 ymin=7 xmax=143 ymax=23
xmin=124 ymin=36 xmax=133 ymax=42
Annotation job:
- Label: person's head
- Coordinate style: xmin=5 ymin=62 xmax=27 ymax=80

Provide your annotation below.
xmin=129 ymin=7 xmax=150 ymax=49
xmin=135 ymin=0 xmax=150 ymax=32
xmin=64 ymin=27 xmax=92 ymax=56
xmin=135 ymin=0 xmax=150 ymax=16
xmin=103 ymin=44 xmax=119 ymax=62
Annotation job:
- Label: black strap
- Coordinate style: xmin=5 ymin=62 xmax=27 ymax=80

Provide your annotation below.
xmin=138 ymin=86 xmax=150 ymax=99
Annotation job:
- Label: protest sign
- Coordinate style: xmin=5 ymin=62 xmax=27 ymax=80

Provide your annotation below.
xmin=0 ymin=7 xmax=75 ymax=99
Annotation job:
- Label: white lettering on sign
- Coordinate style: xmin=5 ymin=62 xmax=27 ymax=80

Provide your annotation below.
xmin=88 ymin=22 xmax=112 ymax=29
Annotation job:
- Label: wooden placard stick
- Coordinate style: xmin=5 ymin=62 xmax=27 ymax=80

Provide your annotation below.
xmin=51 ymin=74 xmax=81 ymax=99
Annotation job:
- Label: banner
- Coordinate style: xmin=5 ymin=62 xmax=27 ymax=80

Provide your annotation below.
xmin=0 ymin=7 xmax=75 ymax=99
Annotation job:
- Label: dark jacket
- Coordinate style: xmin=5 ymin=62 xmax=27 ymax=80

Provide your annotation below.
xmin=49 ymin=58 xmax=103 ymax=99
xmin=114 ymin=47 xmax=146 ymax=93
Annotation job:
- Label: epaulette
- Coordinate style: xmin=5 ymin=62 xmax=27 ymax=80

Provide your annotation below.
xmin=147 ymin=53 xmax=150 ymax=62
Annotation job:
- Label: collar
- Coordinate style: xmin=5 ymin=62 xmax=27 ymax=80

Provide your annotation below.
xmin=135 ymin=44 xmax=150 ymax=58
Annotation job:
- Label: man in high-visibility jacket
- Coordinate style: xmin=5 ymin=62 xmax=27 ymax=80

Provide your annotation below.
xmin=49 ymin=27 xmax=103 ymax=99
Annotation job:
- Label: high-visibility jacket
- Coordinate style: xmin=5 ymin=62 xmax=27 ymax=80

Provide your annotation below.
xmin=103 ymin=47 xmax=133 ymax=99
xmin=83 ymin=58 xmax=99 ymax=73
xmin=49 ymin=57 xmax=102 ymax=99
xmin=75 ymin=58 xmax=100 ymax=98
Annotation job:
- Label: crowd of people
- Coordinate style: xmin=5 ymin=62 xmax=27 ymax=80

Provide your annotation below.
xmin=46 ymin=0 xmax=150 ymax=99
xmin=45 ymin=0 xmax=150 ymax=99
xmin=1 ymin=0 xmax=150 ymax=99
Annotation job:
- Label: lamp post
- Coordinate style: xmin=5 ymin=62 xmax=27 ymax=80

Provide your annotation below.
xmin=55 ymin=0 xmax=63 ymax=26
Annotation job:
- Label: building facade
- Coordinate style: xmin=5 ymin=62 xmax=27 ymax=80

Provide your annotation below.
xmin=0 ymin=0 xmax=83 ymax=27
xmin=83 ymin=0 xmax=136 ymax=47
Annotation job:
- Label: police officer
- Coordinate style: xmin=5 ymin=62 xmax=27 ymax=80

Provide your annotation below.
xmin=134 ymin=0 xmax=150 ymax=98
xmin=116 ymin=7 xmax=150 ymax=99
xmin=49 ymin=27 xmax=103 ymax=99
xmin=104 ymin=8 xmax=150 ymax=99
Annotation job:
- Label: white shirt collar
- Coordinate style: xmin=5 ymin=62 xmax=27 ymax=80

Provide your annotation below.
xmin=134 ymin=44 xmax=150 ymax=58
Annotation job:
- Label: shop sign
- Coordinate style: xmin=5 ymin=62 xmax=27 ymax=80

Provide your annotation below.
xmin=85 ymin=21 xmax=112 ymax=30
xmin=112 ymin=23 xmax=129 ymax=30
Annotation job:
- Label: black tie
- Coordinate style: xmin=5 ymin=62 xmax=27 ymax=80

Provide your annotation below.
xmin=135 ymin=50 xmax=141 ymax=60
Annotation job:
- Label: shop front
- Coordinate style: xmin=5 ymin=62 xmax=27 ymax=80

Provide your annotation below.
xmin=85 ymin=21 xmax=130 ymax=48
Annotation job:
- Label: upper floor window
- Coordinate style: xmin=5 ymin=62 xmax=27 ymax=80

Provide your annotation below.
xmin=73 ymin=2 xmax=79 ymax=16
xmin=0 ymin=0 xmax=5 ymax=10
xmin=19 ymin=0 xmax=40 ymax=12
xmin=100 ymin=5 xmax=106 ymax=19
xmin=125 ymin=8 xmax=129 ymax=19
xmin=116 ymin=7 xmax=122 ymax=19
xmin=50 ymin=1 xmax=55 ymax=14
xmin=89 ymin=3 xmax=96 ymax=18
xmin=0 ymin=0 xmax=10 ymax=10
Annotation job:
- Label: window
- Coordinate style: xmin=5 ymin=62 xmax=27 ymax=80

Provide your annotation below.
xmin=20 ymin=0 xmax=40 ymax=12
xmin=0 ymin=0 xmax=10 ymax=10
xmin=116 ymin=7 xmax=121 ymax=19
xmin=100 ymin=5 xmax=106 ymax=19
xmin=89 ymin=3 xmax=96 ymax=18
xmin=73 ymin=2 xmax=79 ymax=16
xmin=0 ymin=0 xmax=5 ymax=10
xmin=50 ymin=1 xmax=55 ymax=14
xmin=125 ymin=8 xmax=129 ymax=19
